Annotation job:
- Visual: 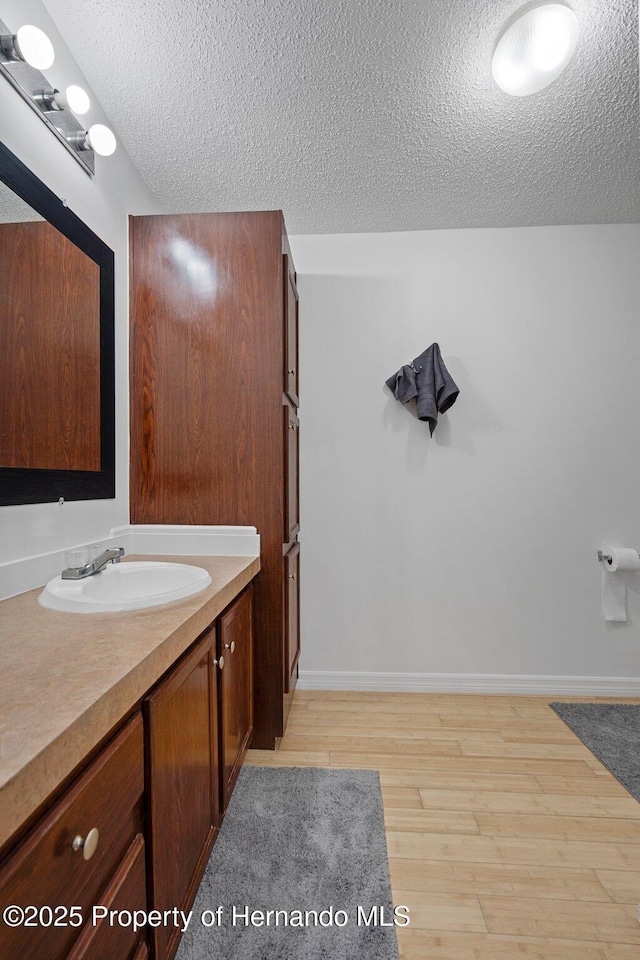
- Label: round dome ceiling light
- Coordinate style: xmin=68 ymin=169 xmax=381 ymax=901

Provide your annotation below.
xmin=14 ymin=24 xmax=55 ymax=70
xmin=492 ymin=3 xmax=579 ymax=97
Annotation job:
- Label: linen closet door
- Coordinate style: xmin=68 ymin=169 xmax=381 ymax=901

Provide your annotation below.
xmin=130 ymin=211 xmax=300 ymax=749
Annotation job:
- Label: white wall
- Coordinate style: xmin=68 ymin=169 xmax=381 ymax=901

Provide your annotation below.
xmin=0 ymin=0 xmax=161 ymax=569
xmin=290 ymin=225 xmax=640 ymax=688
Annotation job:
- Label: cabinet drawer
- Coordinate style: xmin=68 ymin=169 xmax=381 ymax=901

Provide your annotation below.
xmin=67 ymin=834 xmax=146 ymax=960
xmin=0 ymin=714 xmax=144 ymax=960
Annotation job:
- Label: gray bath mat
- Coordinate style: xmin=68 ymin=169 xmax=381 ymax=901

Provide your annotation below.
xmin=550 ymin=702 xmax=640 ymax=802
xmin=176 ymin=766 xmax=400 ymax=960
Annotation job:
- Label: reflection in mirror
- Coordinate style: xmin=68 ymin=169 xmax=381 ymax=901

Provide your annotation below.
xmin=0 ymin=180 xmax=101 ymax=471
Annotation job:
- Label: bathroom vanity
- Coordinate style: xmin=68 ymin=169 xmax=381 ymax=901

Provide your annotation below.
xmin=0 ymin=554 xmax=258 ymax=960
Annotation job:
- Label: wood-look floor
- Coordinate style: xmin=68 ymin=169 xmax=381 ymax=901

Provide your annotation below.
xmin=246 ymin=691 xmax=640 ymax=958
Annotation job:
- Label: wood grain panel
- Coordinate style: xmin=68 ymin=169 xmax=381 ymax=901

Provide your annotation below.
xmin=130 ymin=211 xmax=291 ymax=748
xmin=283 ymin=255 xmax=299 ymax=405
xmin=479 ymin=895 xmax=640 ymax=943
xmin=144 ymin=633 xmax=216 ymax=960
xmin=474 ymin=811 xmax=640 ymax=843
xmin=396 ymin=930 xmax=639 ymax=960
xmin=595 ymin=869 xmax=640 ymax=903
xmin=0 ymin=220 xmax=101 ymax=470
xmin=218 ymin=587 xmax=254 ymax=811
xmin=284 ymin=540 xmax=300 ymax=692
xmin=389 ymin=857 xmax=612 ymax=901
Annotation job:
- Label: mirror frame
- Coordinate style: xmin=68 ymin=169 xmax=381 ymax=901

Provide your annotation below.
xmin=0 ymin=141 xmax=115 ymax=506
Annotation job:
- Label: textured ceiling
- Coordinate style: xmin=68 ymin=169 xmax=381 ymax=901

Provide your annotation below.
xmin=43 ymin=0 xmax=639 ymax=233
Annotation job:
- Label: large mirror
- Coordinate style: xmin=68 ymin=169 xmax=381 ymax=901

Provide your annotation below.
xmin=0 ymin=142 xmax=114 ymax=505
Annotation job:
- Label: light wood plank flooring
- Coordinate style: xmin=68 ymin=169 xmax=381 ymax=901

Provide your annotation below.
xmin=246 ymin=691 xmax=640 ymax=958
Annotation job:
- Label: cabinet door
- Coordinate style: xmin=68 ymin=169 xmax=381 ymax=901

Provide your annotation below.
xmin=284 ymin=402 xmax=299 ymax=543
xmin=218 ymin=588 xmax=254 ymax=812
xmin=283 ymin=254 xmax=299 ymax=406
xmin=284 ymin=541 xmax=300 ymax=693
xmin=145 ymin=632 xmax=218 ymax=960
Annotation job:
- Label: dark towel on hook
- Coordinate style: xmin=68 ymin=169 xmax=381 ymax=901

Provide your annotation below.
xmin=385 ymin=343 xmax=459 ymax=435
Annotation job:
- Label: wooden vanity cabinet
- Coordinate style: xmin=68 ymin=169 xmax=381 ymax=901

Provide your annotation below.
xmin=0 ymin=579 xmax=256 ymax=960
xmin=144 ymin=629 xmax=219 ymax=960
xmin=218 ymin=587 xmax=253 ymax=812
xmin=144 ymin=584 xmax=254 ymax=960
xmin=130 ymin=210 xmax=301 ymax=749
xmin=0 ymin=714 xmax=146 ymax=960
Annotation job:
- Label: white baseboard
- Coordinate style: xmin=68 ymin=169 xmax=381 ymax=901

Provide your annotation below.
xmin=297 ymin=670 xmax=640 ymax=696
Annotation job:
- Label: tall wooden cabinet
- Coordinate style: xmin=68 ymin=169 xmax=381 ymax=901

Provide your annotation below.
xmin=130 ymin=211 xmax=300 ymax=748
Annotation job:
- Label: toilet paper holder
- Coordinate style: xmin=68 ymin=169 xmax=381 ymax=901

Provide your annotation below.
xmin=597 ymin=549 xmax=640 ymax=565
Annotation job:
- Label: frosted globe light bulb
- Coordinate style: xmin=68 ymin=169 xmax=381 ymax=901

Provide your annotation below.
xmin=15 ymin=25 xmax=55 ymax=70
xmin=87 ymin=123 xmax=117 ymax=157
xmin=492 ymin=3 xmax=579 ymax=97
xmin=65 ymin=85 xmax=90 ymax=115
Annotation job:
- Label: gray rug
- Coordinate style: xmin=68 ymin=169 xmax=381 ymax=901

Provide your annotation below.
xmin=550 ymin=702 xmax=640 ymax=802
xmin=176 ymin=766 xmax=400 ymax=960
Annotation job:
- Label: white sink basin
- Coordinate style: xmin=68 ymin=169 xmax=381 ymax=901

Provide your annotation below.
xmin=38 ymin=561 xmax=212 ymax=613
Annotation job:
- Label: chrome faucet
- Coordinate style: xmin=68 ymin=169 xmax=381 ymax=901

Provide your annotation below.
xmin=61 ymin=547 xmax=125 ymax=580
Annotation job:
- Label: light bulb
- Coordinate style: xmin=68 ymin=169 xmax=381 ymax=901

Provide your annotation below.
xmin=87 ymin=123 xmax=117 ymax=157
xmin=492 ymin=3 xmax=579 ymax=97
xmin=14 ymin=25 xmax=55 ymax=70
xmin=65 ymin=85 xmax=90 ymax=115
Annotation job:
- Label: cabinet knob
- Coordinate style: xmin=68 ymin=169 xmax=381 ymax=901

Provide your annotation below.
xmin=288 ymin=368 xmax=296 ymax=375
xmin=289 ymin=423 xmax=296 ymax=430
xmin=289 ymin=573 xmax=296 ymax=580
xmin=72 ymin=827 xmax=99 ymax=861
xmin=213 ymin=654 xmax=225 ymax=670
xmin=224 ymin=640 xmax=236 ymax=653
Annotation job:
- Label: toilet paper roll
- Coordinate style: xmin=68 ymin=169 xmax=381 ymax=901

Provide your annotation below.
xmin=601 ymin=548 xmax=639 ymax=622
xmin=602 ymin=568 xmax=627 ymax=622
xmin=605 ymin=548 xmax=640 ymax=572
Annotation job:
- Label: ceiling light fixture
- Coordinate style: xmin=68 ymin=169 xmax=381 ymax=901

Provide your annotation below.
xmin=492 ymin=3 xmax=579 ymax=97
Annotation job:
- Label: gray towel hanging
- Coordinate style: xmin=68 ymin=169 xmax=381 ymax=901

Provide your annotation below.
xmin=385 ymin=343 xmax=459 ymax=436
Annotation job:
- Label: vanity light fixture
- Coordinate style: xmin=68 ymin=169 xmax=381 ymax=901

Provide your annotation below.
xmin=0 ymin=16 xmax=117 ymax=174
xmin=0 ymin=24 xmax=55 ymax=70
xmin=492 ymin=2 xmax=579 ymax=96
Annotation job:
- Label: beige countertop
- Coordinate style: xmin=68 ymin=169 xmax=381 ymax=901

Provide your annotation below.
xmin=0 ymin=553 xmax=259 ymax=851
